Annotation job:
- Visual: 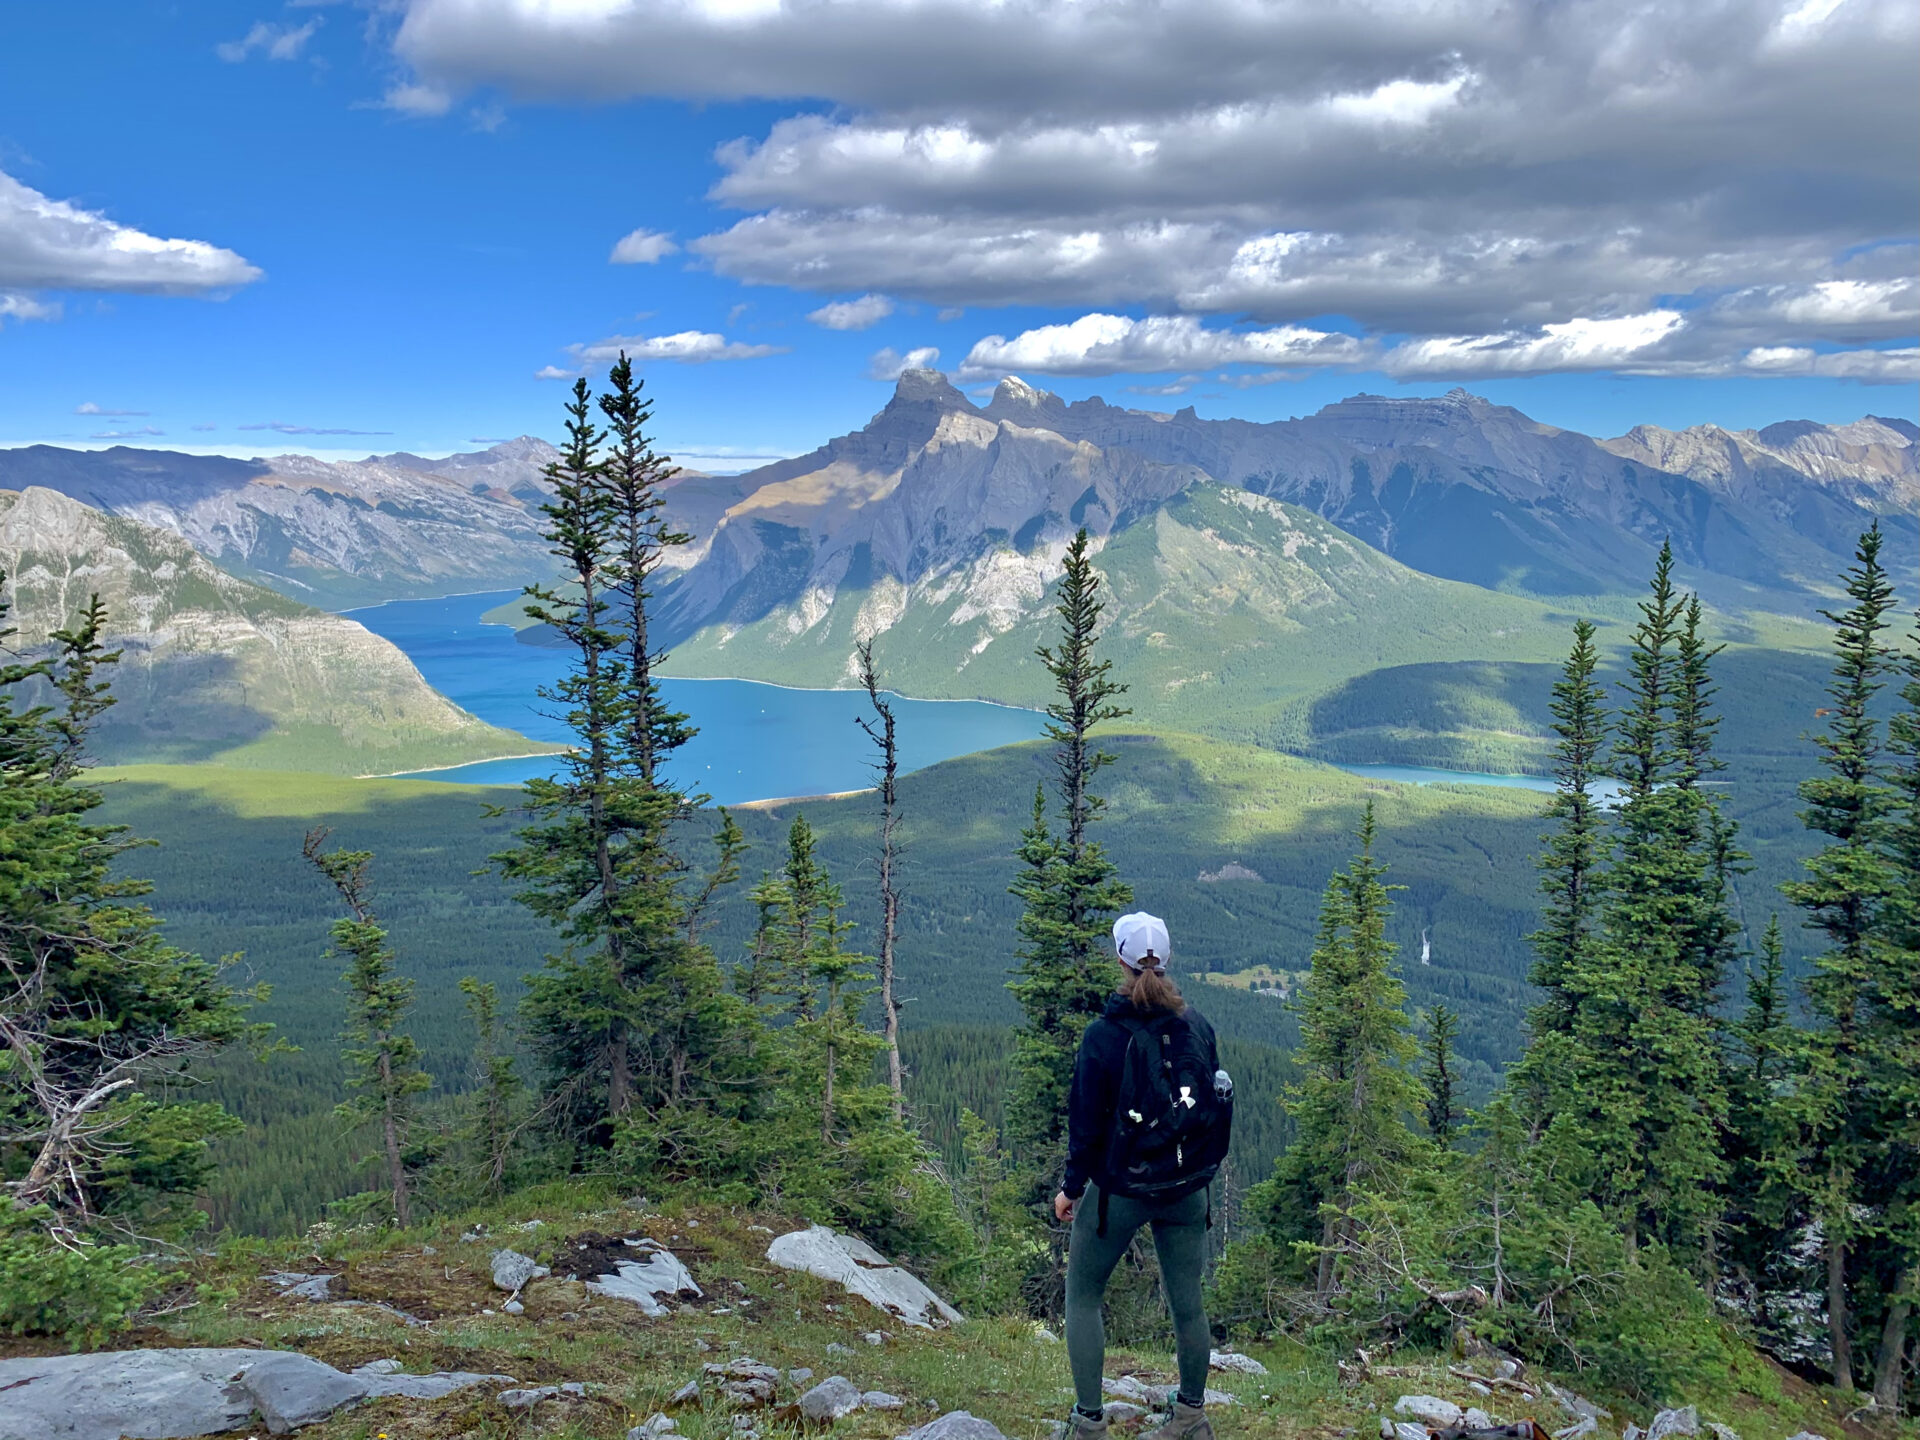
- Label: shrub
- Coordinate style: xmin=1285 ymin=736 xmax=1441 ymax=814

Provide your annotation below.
xmin=0 ymin=1200 xmax=160 ymax=1345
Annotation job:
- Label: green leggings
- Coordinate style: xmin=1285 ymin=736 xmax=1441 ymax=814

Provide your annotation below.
xmin=1064 ymin=1183 xmax=1211 ymax=1413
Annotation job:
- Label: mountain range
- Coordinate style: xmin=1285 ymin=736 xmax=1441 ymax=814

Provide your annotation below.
xmin=632 ymin=374 xmax=1914 ymax=736
xmin=0 ymin=437 xmax=566 ymax=609
xmin=0 ymin=486 xmax=549 ymax=774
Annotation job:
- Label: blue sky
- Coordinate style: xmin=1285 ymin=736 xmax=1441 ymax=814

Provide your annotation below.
xmin=1 ymin=1 xmax=1913 ymax=469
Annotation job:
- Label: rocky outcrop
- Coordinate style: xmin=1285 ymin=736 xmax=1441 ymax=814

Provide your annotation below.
xmin=766 ymin=1224 xmax=963 ymax=1329
xmin=0 ymin=486 xmax=546 ymax=773
xmin=0 ymin=1347 xmax=509 ymax=1439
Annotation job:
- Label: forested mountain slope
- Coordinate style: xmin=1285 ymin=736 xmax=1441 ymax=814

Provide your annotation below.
xmin=0 ymin=486 xmax=552 ymax=774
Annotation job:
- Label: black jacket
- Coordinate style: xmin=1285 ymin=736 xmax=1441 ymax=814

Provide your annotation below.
xmin=1061 ymin=992 xmax=1219 ymax=1200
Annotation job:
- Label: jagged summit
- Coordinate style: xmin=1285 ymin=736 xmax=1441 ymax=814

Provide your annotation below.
xmin=887 ymin=367 xmax=974 ymax=410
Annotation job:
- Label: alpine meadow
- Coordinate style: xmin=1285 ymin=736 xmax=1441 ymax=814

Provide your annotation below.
xmin=1 ymin=4 xmax=1916 ymax=1438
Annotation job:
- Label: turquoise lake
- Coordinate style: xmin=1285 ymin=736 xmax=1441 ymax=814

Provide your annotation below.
xmin=351 ymin=591 xmax=1583 ymax=804
xmin=346 ymin=591 xmax=1049 ymax=804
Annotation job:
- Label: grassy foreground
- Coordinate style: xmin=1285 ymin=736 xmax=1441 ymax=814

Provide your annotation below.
xmin=22 ymin=1181 xmax=1886 ymax=1440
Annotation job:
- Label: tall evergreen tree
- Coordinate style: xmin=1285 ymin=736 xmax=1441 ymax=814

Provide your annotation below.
xmin=1723 ymin=917 xmax=1810 ymax=1328
xmin=1527 ymin=618 xmax=1610 ymax=1037
xmin=1005 ymin=529 xmax=1132 ymax=1192
xmin=501 ymin=368 xmax=745 ymax=1155
xmin=1422 ymin=1004 xmax=1462 ymax=1147
xmin=0 ymin=586 xmax=250 ymax=1241
xmin=304 ymin=831 xmax=430 ymax=1228
xmin=1783 ymin=523 xmax=1898 ymax=1392
xmin=1564 ymin=542 xmax=1731 ymax=1263
xmin=1257 ymin=803 xmax=1424 ymax=1299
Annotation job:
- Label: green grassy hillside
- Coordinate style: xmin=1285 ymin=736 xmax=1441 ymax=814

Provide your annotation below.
xmin=0 ymin=486 xmax=556 ymax=775
xmin=657 ymin=486 xmax=1589 ymax=743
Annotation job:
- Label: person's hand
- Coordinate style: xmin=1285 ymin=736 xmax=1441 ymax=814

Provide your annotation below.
xmin=1054 ymin=1191 xmax=1075 ymax=1222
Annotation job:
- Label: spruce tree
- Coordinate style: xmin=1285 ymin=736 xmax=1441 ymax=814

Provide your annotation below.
xmin=458 ymin=978 xmax=521 ymax=1198
xmin=1006 ymin=529 xmax=1132 ymax=1195
xmin=1257 ymin=802 xmax=1424 ymax=1299
xmin=1564 ymin=542 xmax=1732 ymax=1263
xmin=1527 ymin=618 xmax=1610 ymax=1037
xmin=305 ymin=830 xmax=431 ymax=1227
xmin=1422 ymin=1004 xmax=1461 ymax=1147
xmin=1723 ymin=917 xmax=1809 ymax=1326
xmin=1783 ymin=523 xmax=1898 ymax=1392
xmin=501 ymin=365 xmax=747 ymax=1155
xmin=0 ymin=586 xmax=250 ymax=1242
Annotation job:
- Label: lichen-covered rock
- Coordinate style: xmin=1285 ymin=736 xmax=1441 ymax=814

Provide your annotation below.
xmin=1647 ymin=1407 xmax=1699 ymax=1440
xmin=704 ymin=1358 xmax=781 ymax=1410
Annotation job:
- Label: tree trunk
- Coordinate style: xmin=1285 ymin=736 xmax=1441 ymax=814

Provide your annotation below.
xmin=609 ymin=1033 xmax=632 ymax=1118
xmin=822 ymin=1039 xmax=836 ymax=1144
xmin=1871 ymin=1267 xmax=1914 ymax=1412
xmin=880 ymin=854 xmax=903 ymax=1118
xmin=1829 ymin=1230 xmax=1854 ymax=1392
xmin=380 ymin=1051 xmax=410 ymax=1228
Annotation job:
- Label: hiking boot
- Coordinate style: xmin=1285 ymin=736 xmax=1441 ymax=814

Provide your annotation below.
xmin=1141 ymin=1399 xmax=1212 ymax=1440
xmin=1063 ymin=1406 xmax=1110 ymax=1440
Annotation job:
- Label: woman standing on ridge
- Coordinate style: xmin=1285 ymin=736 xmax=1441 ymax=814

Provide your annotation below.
xmin=1055 ymin=912 xmax=1234 ymax=1440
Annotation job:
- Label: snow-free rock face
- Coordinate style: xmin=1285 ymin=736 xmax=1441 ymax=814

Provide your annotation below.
xmin=587 ymin=1249 xmax=703 ymax=1315
xmin=765 ymin=1224 xmax=963 ymax=1329
xmin=647 ymin=375 xmax=1916 ymax=692
xmin=0 ymin=437 xmax=566 ymax=609
xmin=0 ymin=486 xmax=544 ymax=773
xmin=0 ymin=1347 xmax=509 ymax=1440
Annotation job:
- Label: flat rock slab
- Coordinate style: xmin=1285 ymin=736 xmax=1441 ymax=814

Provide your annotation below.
xmin=0 ymin=1346 xmax=509 ymax=1440
xmin=1102 ymin=1377 xmax=1234 ymax=1408
xmin=586 ymin=1250 xmax=702 ymax=1316
xmin=1207 ymin=1351 xmax=1266 ymax=1376
xmin=1394 ymin=1396 xmax=1463 ymax=1427
xmin=767 ymin=1225 xmax=963 ymax=1330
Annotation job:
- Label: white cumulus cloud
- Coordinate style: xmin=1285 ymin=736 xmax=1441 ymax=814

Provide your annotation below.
xmin=808 ymin=293 xmax=894 ymax=330
xmin=1383 ymin=311 xmax=1688 ymax=378
xmin=610 ymin=228 xmax=678 ymax=264
xmin=960 ymin=314 xmax=1364 ymax=379
xmin=563 ymin=331 xmax=788 ymax=368
xmin=868 ymin=345 xmax=940 ymax=380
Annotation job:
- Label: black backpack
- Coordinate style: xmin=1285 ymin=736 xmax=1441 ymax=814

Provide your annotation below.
xmin=1102 ymin=1010 xmax=1233 ymax=1203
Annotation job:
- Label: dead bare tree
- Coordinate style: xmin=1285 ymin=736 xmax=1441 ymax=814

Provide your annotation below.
xmin=853 ymin=639 xmax=905 ymax=1117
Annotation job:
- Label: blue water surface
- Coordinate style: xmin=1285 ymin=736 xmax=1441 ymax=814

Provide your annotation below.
xmin=347 ymin=591 xmax=1048 ymax=804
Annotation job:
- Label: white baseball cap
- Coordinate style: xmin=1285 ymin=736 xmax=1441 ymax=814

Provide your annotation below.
xmin=1113 ymin=912 xmax=1171 ymax=972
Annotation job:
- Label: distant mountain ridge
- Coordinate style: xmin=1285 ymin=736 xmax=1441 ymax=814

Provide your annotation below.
xmin=648 ymin=374 xmax=1914 ymax=683
xmin=0 ymin=485 xmax=551 ymax=774
xmin=0 ymin=437 xmax=568 ymax=608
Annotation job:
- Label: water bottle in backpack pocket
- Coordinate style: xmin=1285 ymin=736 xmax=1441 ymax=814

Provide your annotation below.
xmin=1103 ymin=1011 xmax=1233 ymax=1201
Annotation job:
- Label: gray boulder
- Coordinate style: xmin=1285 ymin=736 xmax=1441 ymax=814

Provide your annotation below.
xmin=1104 ymin=1403 xmax=1147 ymax=1423
xmin=1394 ymin=1396 xmax=1464 ymax=1428
xmin=264 ymin=1272 xmax=335 ymax=1301
xmin=1207 ymin=1351 xmax=1267 ymax=1376
xmin=902 ymin=1413 xmax=1011 ymax=1440
xmin=1705 ymin=1425 xmax=1741 ymax=1440
xmin=1554 ymin=1421 xmax=1597 ymax=1440
xmin=630 ymin=1414 xmax=679 ymax=1439
xmin=350 ymin=1359 xmax=513 ymax=1401
xmin=1648 ymin=1407 xmax=1700 ymax=1440
xmin=491 ymin=1247 xmax=549 ymax=1293
xmin=798 ymin=1376 xmax=866 ymax=1422
xmin=704 ymin=1358 xmax=781 ymax=1409
xmin=1464 ymin=1410 xmax=1496 ymax=1430
xmin=864 ymin=1392 xmax=907 ymax=1411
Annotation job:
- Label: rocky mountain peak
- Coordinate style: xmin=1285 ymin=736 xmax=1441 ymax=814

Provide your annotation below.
xmin=982 ymin=375 xmax=1068 ymax=425
xmin=888 ymin=368 xmax=974 ymax=410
